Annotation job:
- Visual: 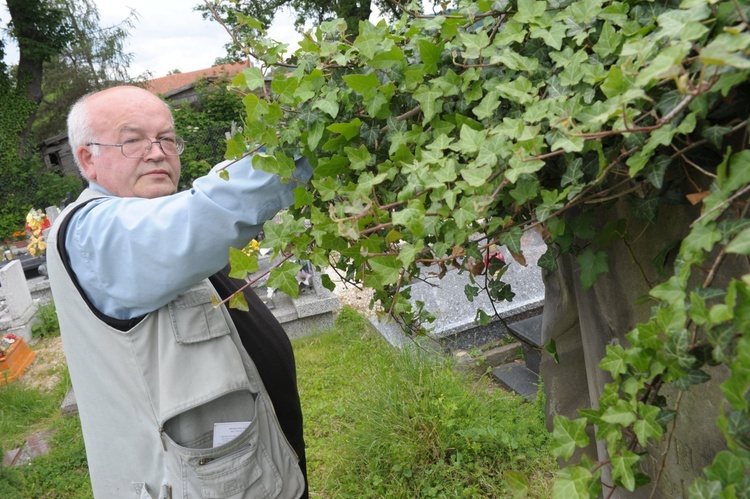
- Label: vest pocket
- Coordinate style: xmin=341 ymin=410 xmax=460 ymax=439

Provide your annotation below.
xmin=168 ymin=283 xmax=230 ymax=344
xmin=193 ymin=443 xmax=282 ymax=498
xmin=161 ymin=391 xmax=283 ymax=498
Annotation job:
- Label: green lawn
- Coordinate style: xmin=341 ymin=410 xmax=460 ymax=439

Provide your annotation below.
xmin=0 ymin=306 xmax=556 ymax=498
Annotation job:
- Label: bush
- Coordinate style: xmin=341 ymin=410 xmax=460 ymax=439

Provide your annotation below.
xmin=31 ymin=302 xmax=60 ymax=340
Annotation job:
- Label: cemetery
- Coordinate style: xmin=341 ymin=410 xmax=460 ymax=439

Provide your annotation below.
xmin=1 ymin=0 xmax=748 ymax=496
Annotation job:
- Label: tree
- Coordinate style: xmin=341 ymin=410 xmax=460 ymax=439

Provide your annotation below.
xmin=4 ymin=0 xmax=74 ymax=145
xmin=195 ymin=0 xmax=410 ymax=57
xmin=215 ymin=0 xmax=750 ymax=496
xmin=171 ymin=77 xmax=245 ymax=189
xmin=30 ymin=0 xmax=144 ymax=144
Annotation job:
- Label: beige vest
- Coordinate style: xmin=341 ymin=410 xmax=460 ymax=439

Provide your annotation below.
xmin=47 ymin=189 xmax=304 ymax=498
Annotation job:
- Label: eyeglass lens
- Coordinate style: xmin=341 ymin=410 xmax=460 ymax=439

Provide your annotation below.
xmin=122 ymin=137 xmax=184 ymax=158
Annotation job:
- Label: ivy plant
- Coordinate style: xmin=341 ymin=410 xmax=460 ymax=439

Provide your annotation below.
xmin=206 ymin=0 xmax=750 ymax=495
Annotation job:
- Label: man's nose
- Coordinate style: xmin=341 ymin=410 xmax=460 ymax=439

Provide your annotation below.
xmin=144 ymin=140 xmax=167 ymax=159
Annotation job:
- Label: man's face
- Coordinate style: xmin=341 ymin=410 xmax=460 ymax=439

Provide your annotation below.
xmin=78 ymin=87 xmax=182 ymax=199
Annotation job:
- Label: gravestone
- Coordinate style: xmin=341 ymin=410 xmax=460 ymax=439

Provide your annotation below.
xmin=250 ymin=251 xmax=339 ymax=339
xmin=371 ymin=230 xmax=546 ymax=350
xmin=0 ymin=260 xmax=38 ymax=343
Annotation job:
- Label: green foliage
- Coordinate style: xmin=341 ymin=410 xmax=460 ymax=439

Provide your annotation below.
xmin=6 ymin=0 xmax=75 ymax=66
xmin=0 ymin=380 xmax=90 ymax=498
xmin=13 ymin=417 xmax=91 ymax=498
xmin=31 ymin=302 xmax=61 ymax=339
xmin=295 ymin=307 xmax=555 ymax=497
xmin=0 ymin=382 xmax=58 ymax=451
xmin=30 ymin=0 xmax=143 ymax=144
xmin=216 ymin=0 xmax=750 ymax=494
xmin=0 ymin=61 xmax=83 ymax=240
xmin=171 ymin=77 xmax=245 ymax=189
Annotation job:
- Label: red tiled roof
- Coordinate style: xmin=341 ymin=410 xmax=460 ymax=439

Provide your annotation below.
xmin=146 ymin=60 xmax=252 ymax=96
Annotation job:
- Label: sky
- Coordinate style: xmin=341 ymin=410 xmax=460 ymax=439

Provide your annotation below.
xmin=1 ymin=0 xmax=304 ymax=79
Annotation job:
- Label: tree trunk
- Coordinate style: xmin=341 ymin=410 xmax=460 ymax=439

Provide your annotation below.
xmin=6 ymin=0 xmax=71 ymax=149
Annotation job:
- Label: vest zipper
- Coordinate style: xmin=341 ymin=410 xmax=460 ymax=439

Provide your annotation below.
xmin=160 ymin=484 xmax=172 ymax=499
xmin=159 ymin=427 xmax=167 ymax=451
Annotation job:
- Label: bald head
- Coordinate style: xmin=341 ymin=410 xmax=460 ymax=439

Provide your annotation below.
xmin=67 ymin=86 xmax=182 ymax=198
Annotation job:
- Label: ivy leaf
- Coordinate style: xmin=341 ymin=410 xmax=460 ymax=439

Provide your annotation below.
xmin=538 ymin=245 xmax=560 ymax=271
xmin=369 ymin=256 xmax=402 ymax=286
xmin=225 ymin=133 xmax=247 ymax=160
xmin=632 ymin=197 xmax=660 ymax=223
xmin=726 ymin=228 xmax=750 ymax=254
xmin=552 ymin=416 xmax=590 ymax=460
xmin=240 ymin=67 xmax=265 ymax=91
xmin=704 ymin=451 xmax=746 ymax=484
xmin=343 ymin=72 xmax=379 ymax=99
xmin=577 ymin=249 xmax=609 ymax=291
xmin=633 ymin=404 xmax=663 ymax=446
xmin=552 ymin=465 xmax=593 ymax=499
xmin=601 ymin=400 xmax=637 ymax=426
xmin=465 ymin=284 xmax=480 ymax=303
xmin=352 ymin=31 xmax=380 ymax=59
xmin=472 ymin=91 xmax=501 ymax=120
xmin=599 ymin=345 xmax=628 ymax=377
xmin=393 ymin=203 xmax=426 ymax=238
xmin=228 ymin=247 xmax=259 ymax=280
xmin=535 ymin=189 xmax=565 ymax=222
xmin=504 ymin=470 xmax=530 ymax=498
xmin=499 ymin=227 xmax=524 ymax=255
xmin=454 ymin=125 xmax=487 ymax=154
xmin=413 ymin=84 xmax=443 ymax=123
xmin=545 ymin=339 xmax=559 ymax=363
xmin=470 ymin=308 xmax=489 ymax=327
xmin=515 ymin=0 xmax=548 ymax=23
xmin=267 ymin=261 xmax=302 ymax=299
xmin=460 ymin=164 xmax=493 ymax=187
xmin=510 ymin=177 xmax=539 ymax=204
xmin=561 ymin=159 xmax=584 ymax=187
xmin=370 ymin=46 xmax=405 ymax=69
xmin=655 ymin=408 xmax=677 ymax=430
xmin=642 ymin=156 xmax=671 ymax=190
xmin=327 ymin=118 xmax=362 ymax=140
xmin=566 ymin=0 xmax=605 ymax=24
xmin=702 ymin=125 xmax=732 ymax=150
xmin=313 ymin=93 xmax=339 ymax=119
xmin=418 ymin=39 xmax=444 ymax=75
xmin=271 ymin=75 xmax=298 ymax=105
xmin=593 ymin=22 xmax=623 ymax=58
xmin=611 ymin=450 xmax=640 ymax=491
xmin=320 ymin=273 xmax=335 ymax=292
xmin=345 ymin=145 xmax=372 ymax=171
xmin=228 ymin=291 xmax=249 ymax=312
xmin=688 ymin=479 xmax=724 ymax=498
xmin=488 ymin=280 xmax=515 ymax=302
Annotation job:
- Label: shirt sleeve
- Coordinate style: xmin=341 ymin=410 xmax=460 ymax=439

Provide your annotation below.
xmin=65 ymin=154 xmax=313 ymax=320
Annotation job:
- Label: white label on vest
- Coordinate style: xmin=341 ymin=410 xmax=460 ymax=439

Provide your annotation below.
xmin=213 ymin=421 xmax=251 ymax=447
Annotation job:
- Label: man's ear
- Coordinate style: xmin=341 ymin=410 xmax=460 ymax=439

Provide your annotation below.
xmin=78 ymin=146 xmax=97 ymax=180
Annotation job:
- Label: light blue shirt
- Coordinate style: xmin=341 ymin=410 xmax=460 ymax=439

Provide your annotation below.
xmin=65 ymin=154 xmax=312 ymax=320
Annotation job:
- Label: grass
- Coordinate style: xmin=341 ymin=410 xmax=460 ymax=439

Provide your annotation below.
xmin=0 ymin=306 xmax=556 ymax=497
xmin=296 ymin=308 xmax=556 ymax=498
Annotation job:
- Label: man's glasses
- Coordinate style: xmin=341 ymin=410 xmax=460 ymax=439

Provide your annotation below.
xmin=86 ymin=137 xmax=185 ymax=158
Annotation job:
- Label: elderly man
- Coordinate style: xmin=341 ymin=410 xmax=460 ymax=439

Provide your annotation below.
xmin=47 ymin=86 xmax=311 ymax=498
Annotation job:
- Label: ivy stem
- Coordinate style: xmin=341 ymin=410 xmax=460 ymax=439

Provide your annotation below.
xmin=203 ymin=0 xmax=260 ymax=63
xmin=650 ymin=390 xmax=685 ymax=498
xmin=218 ymin=253 xmax=294 ymax=308
xmin=733 ymin=0 xmax=749 ymax=23
xmin=691 ymin=183 xmax=750 ymax=229
xmin=524 ymin=148 xmax=638 ymax=233
xmin=703 ymin=197 xmax=750 ymax=288
xmin=571 ymin=92 xmax=699 ymax=139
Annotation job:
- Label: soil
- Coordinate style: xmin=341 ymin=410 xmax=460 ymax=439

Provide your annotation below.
xmin=18 ymin=335 xmax=67 ymax=392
